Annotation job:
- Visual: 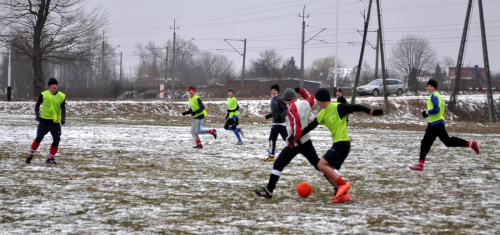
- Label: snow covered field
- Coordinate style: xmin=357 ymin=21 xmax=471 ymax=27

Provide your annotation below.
xmin=1 ymin=96 xmax=499 ymax=234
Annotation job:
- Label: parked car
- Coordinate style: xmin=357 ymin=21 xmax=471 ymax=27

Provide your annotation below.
xmin=356 ymin=79 xmax=406 ymax=96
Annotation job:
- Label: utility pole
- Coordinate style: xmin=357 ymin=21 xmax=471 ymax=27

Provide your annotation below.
xmin=171 ymin=20 xmax=179 ymax=89
xmin=351 ymin=0 xmax=373 ymax=104
xmin=7 ymin=0 xmax=12 ymax=101
xmin=119 ymin=52 xmax=123 ymax=83
xmin=102 ymin=31 xmax=105 ymax=98
xmin=224 ymin=39 xmax=247 ymax=86
xmin=7 ymin=30 xmax=12 ymax=101
xmin=242 ymin=39 xmax=247 ymax=86
xmin=333 ymin=0 xmax=339 ymax=97
xmin=299 ymin=5 xmax=309 ymax=89
xmin=374 ymin=29 xmax=380 ymax=80
xmin=451 ymin=0 xmax=473 ymax=106
xmin=165 ymin=46 xmax=169 ymax=86
xmin=478 ymin=0 xmax=496 ymax=122
xmin=376 ymin=0 xmax=389 ymax=114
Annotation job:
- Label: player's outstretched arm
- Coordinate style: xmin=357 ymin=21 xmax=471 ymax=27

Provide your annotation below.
xmin=338 ymin=104 xmax=383 ymax=119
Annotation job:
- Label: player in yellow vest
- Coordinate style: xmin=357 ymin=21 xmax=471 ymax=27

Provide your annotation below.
xmin=181 ymin=86 xmax=216 ymax=148
xmin=26 ymin=78 xmax=66 ymax=165
xmin=409 ymin=79 xmax=480 ymax=172
xmin=300 ymin=88 xmax=383 ymax=203
xmin=224 ymin=89 xmax=243 ymax=145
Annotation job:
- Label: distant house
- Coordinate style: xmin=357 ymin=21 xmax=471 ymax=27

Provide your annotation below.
xmin=449 ymin=66 xmax=486 ymax=79
xmin=449 ymin=66 xmax=485 ymax=88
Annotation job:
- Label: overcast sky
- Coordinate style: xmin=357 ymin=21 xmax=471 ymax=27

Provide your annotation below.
xmin=84 ymin=0 xmax=500 ymax=76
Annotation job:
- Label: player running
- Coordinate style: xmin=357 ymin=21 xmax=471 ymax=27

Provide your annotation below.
xmin=409 ymin=79 xmax=480 ymax=172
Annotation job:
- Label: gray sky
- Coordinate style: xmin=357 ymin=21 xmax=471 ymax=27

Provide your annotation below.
xmin=85 ymin=0 xmax=500 ymax=76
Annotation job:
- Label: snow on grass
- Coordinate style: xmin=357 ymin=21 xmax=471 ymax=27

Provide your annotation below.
xmin=0 ymin=108 xmax=499 ymax=234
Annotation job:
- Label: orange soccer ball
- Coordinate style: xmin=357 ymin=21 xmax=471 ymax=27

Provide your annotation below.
xmin=296 ymin=182 xmax=312 ymax=198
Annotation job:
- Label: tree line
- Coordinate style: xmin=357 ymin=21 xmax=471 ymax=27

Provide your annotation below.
xmin=1 ymin=1 xmax=498 ymax=100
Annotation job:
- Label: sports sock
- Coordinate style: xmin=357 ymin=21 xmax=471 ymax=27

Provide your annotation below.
xmin=48 ymin=145 xmax=58 ymax=159
xmin=29 ymin=140 xmax=41 ymax=157
xmin=467 ymin=141 xmax=471 ymax=148
xmin=267 ymin=173 xmax=280 ymax=193
xmin=196 ymin=140 xmax=202 ymax=146
xmin=335 ymin=177 xmax=346 ymax=186
xmin=418 ymin=159 xmax=425 ymax=164
xmin=234 ymin=129 xmax=242 ymax=142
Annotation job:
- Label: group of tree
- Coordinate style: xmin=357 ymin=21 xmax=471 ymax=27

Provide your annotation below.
xmin=134 ymin=38 xmax=234 ymax=89
xmin=1 ymin=1 xmax=498 ymax=100
xmin=0 ymin=0 xmax=111 ymax=99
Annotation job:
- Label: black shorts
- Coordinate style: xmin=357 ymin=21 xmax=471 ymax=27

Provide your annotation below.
xmin=224 ymin=117 xmax=239 ymax=130
xmin=323 ymin=141 xmax=351 ymax=170
xmin=36 ymin=121 xmax=61 ymax=140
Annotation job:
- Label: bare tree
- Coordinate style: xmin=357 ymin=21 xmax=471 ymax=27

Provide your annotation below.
xmin=248 ymin=49 xmax=283 ymax=78
xmin=389 ymin=35 xmax=437 ymax=90
xmin=0 ymin=0 xmax=107 ymax=99
xmin=195 ymin=52 xmax=234 ymax=81
xmin=306 ymin=56 xmax=342 ymax=83
xmin=360 ymin=60 xmax=374 ymax=85
xmin=135 ymin=42 xmax=165 ymax=80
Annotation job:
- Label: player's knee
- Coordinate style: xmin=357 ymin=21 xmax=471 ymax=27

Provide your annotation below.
xmin=52 ymin=138 xmax=60 ymax=147
xmin=35 ymin=137 xmax=43 ymax=143
xmin=317 ymin=161 xmax=328 ymax=173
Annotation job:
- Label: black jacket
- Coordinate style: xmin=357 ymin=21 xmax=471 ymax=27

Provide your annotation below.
xmin=265 ymin=95 xmax=287 ymax=124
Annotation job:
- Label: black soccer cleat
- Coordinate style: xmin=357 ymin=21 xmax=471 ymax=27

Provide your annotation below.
xmin=25 ymin=157 xmax=32 ymax=164
xmin=212 ymin=129 xmax=217 ymax=139
xmin=46 ymin=158 xmax=57 ymax=165
xmin=193 ymin=145 xmax=203 ymax=149
xmin=254 ymin=188 xmax=273 ymax=199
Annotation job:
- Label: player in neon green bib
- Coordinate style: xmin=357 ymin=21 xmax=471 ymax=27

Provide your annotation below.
xmin=224 ymin=89 xmax=243 ymax=145
xmin=26 ymin=78 xmax=66 ymax=165
xmin=181 ymin=86 xmax=216 ymax=148
xmin=409 ymin=79 xmax=480 ymax=172
xmin=301 ymin=88 xmax=383 ymax=203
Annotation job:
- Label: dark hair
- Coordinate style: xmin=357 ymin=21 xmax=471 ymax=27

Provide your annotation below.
xmin=427 ymin=79 xmax=438 ymax=89
xmin=315 ymin=88 xmax=331 ymax=102
xmin=270 ymin=84 xmax=280 ymax=93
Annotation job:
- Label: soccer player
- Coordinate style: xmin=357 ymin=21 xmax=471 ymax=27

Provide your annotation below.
xmin=409 ymin=79 xmax=480 ymax=172
xmin=300 ymin=88 xmax=383 ymax=203
xmin=181 ymin=86 xmax=216 ymax=148
xmin=254 ymin=88 xmax=320 ymax=198
xmin=336 ymin=88 xmax=347 ymax=104
xmin=224 ymin=88 xmax=243 ymax=145
xmin=26 ymin=78 xmax=66 ymax=165
xmin=264 ymin=84 xmax=288 ymax=162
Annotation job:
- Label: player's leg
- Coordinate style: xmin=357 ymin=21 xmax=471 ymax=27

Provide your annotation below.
xmin=266 ymin=125 xmax=279 ymax=160
xmin=319 ymin=141 xmax=351 ymax=200
xmin=197 ymin=118 xmax=216 ymax=139
xmin=278 ymin=125 xmax=288 ymax=141
xmin=191 ymin=119 xmax=202 ymax=148
xmin=299 ymin=140 xmax=320 ymax=171
xmin=26 ymin=122 xmax=49 ymax=164
xmin=410 ymin=124 xmax=438 ymax=171
xmin=46 ymin=123 xmax=61 ymax=164
xmin=228 ymin=118 xmax=242 ymax=144
xmin=223 ymin=118 xmax=231 ymax=130
xmin=255 ymin=147 xmax=299 ymax=198
xmin=436 ymin=124 xmax=478 ymax=154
